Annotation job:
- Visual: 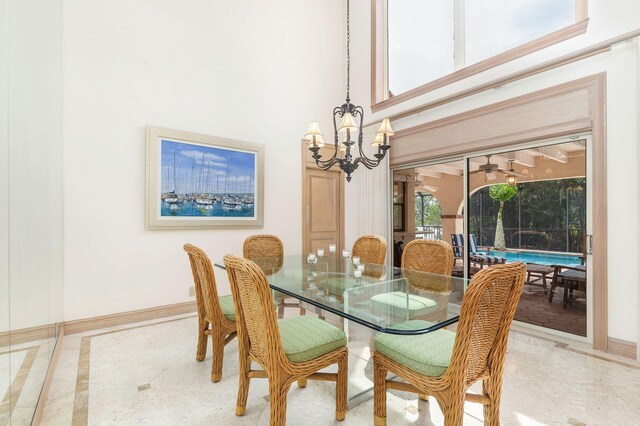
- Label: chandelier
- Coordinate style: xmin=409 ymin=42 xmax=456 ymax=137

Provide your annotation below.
xmin=303 ymin=0 xmax=394 ymax=182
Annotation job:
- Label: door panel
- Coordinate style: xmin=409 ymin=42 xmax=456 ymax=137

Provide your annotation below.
xmin=303 ymin=168 xmax=343 ymax=255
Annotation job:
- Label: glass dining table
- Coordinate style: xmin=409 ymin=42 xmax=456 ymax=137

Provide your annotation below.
xmin=214 ymin=254 xmax=469 ymax=408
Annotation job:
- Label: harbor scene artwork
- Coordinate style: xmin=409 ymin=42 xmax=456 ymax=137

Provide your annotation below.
xmin=159 ymin=139 xmax=256 ymax=218
xmin=146 ymin=126 xmax=264 ymax=229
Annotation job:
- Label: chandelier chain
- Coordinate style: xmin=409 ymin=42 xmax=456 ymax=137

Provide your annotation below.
xmin=346 ymin=0 xmax=350 ymax=102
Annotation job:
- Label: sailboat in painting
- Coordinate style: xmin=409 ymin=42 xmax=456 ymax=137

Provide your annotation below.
xmin=159 ymin=139 xmax=256 ymax=218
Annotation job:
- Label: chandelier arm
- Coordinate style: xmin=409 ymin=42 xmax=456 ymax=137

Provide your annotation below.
xmin=313 ymin=154 xmax=338 ymax=168
xmin=352 ymin=105 xmax=380 ymax=166
xmin=354 ymin=156 xmax=385 ymax=170
xmin=315 ymin=158 xmax=340 ymax=170
xmin=355 ymin=154 xmax=382 ymax=169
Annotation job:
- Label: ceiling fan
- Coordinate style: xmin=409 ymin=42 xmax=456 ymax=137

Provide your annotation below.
xmin=470 ymin=156 xmax=525 ymax=181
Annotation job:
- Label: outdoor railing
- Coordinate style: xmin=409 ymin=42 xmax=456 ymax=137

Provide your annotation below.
xmin=415 ymin=225 xmax=442 ymax=240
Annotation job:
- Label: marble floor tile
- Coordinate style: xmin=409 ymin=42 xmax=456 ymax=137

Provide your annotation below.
xmin=39 ymin=314 xmax=640 ymax=425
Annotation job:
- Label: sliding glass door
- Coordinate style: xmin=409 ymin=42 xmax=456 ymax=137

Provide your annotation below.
xmin=391 ymin=136 xmax=592 ymax=339
xmin=392 ymin=159 xmax=466 ymax=275
xmin=465 ymin=138 xmax=589 ymax=337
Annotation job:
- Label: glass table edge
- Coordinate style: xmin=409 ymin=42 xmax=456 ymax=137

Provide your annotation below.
xmin=213 ymin=262 xmax=460 ymax=336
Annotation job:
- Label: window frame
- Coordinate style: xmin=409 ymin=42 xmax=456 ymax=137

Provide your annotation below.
xmin=371 ymin=0 xmax=589 ymax=112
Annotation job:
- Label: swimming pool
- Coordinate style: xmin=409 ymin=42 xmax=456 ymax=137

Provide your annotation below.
xmin=488 ymin=250 xmax=583 ymax=266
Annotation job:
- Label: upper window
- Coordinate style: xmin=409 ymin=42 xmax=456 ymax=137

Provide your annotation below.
xmin=388 ymin=0 xmax=579 ymax=97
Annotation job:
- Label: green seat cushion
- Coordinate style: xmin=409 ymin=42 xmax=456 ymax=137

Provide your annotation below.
xmin=278 ymin=316 xmax=347 ymax=363
xmin=219 ymin=295 xmax=236 ymax=321
xmin=219 ymin=294 xmax=278 ymax=321
xmin=316 ymin=276 xmax=360 ymax=296
xmin=370 ymin=292 xmax=438 ymax=319
xmin=374 ymin=320 xmax=455 ymax=377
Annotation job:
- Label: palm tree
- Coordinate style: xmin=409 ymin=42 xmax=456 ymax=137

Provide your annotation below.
xmin=489 ymin=184 xmax=518 ymax=251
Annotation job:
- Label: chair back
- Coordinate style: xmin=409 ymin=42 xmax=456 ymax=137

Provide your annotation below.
xmin=243 ymin=234 xmax=284 ymax=275
xmin=223 ymin=254 xmax=283 ymax=369
xmin=451 ymin=234 xmax=481 ymax=256
xmin=469 ymin=234 xmax=480 ymax=253
xmin=184 ymin=244 xmax=225 ymax=323
xmin=450 ymin=234 xmax=464 ymax=257
xmin=448 ymin=262 xmax=526 ymax=384
xmin=352 ymin=235 xmax=387 ymax=265
xmin=401 ymin=239 xmax=454 ymax=292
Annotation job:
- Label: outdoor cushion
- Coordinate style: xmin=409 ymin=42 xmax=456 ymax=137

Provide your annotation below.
xmin=370 ymin=292 xmax=438 ymax=319
xmin=219 ymin=295 xmax=236 ymax=321
xmin=451 ymin=234 xmax=505 ymax=264
xmin=374 ymin=320 xmax=456 ymax=377
xmin=470 ymin=254 xmax=504 ymax=264
xmin=278 ymin=316 xmax=347 ymax=363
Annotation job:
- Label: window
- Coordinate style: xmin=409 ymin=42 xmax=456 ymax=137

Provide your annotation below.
xmin=465 ymin=0 xmax=575 ymax=65
xmin=384 ymin=0 xmax=584 ymax=100
xmin=388 ymin=0 xmax=454 ymax=95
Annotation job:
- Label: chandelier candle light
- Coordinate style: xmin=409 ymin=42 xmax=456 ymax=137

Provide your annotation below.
xmin=303 ymin=0 xmax=394 ymax=182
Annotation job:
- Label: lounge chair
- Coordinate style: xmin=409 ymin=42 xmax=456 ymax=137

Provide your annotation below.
xmin=450 ymin=234 xmax=505 ymax=268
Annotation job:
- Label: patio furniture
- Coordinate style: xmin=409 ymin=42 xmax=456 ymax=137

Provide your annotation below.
xmin=223 ymin=255 xmax=349 ymax=425
xmin=214 ymin=255 xmax=469 ymax=409
xmin=183 ymin=244 xmax=237 ymax=383
xmin=352 ymin=235 xmax=387 ymax=265
xmin=244 ymin=234 xmax=301 ymax=318
xmin=524 ymin=263 xmax=554 ymax=294
xmin=549 ymin=265 xmax=586 ymax=309
xmin=372 ymin=262 xmax=526 ymax=426
xmin=450 ymin=234 xmax=506 ymax=268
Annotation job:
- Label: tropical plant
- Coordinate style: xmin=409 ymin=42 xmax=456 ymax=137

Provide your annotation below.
xmin=489 ymin=184 xmax=518 ymax=250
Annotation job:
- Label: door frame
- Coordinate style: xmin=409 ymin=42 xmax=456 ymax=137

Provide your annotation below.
xmin=301 ymin=141 xmax=345 ymax=254
xmin=387 ymin=74 xmax=607 ymax=350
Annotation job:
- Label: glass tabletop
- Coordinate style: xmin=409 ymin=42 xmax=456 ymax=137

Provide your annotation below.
xmin=215 ymin=254 xmax=469 ymax=335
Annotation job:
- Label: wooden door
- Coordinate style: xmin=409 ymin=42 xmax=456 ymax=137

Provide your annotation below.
xmin=302 ymin=167 xmax=344 ymax=255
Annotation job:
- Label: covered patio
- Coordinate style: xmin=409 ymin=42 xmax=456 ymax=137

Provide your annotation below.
xmin=393 ymin=139 xmax=587 ymax=336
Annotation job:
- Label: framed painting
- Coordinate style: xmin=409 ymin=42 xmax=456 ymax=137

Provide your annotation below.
xmin=146 ymin=126 xmax=264 ymax=229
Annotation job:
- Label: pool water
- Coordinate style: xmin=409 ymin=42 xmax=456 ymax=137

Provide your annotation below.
xmin=489 ymin=250 xmax=583 ymax=267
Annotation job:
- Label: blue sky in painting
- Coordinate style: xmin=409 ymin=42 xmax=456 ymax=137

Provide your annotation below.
xmin=160 ymin=139 xmax=255 ymax=194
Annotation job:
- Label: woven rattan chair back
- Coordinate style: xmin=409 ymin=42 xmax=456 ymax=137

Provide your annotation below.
xmin=224 ymin=254 xmax=284 ymax=369
xmin=243 ymin=234 xmax=284 ymax=275
xmin=401 ymin=239 xmax=454 ymax=293
xmin=184 ymin=244 xmax=224 ymax=323
xmin=184 ymin=244 xmax=236 ymax=383
xmin=352 ymin=235 xmax=387 ymax=265
xmin=450 ymin=262 xmax=526 ymax=384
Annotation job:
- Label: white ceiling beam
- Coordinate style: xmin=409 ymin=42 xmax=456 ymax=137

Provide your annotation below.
xmin=422 ymin=163 xmax=463 ymax=175
xmin=417 ymin=170 xmax=443 ymax=179
xmin=534 ymin=146 xmax=569 ymax=163
xmin=503 ymin=151 xmax=536 ymax=167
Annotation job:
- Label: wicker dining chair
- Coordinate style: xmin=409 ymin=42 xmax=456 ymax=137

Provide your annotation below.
xmin=243 ymin=234 xmax=302 ymax=318
xmin=224 ymin=255 xmax=349 ymax=425
xmin=373 ymin=262 xmax=526 ymax=426
xmin=352 ymin=235 xmax=387 ymax=265
xmin=183 ymin=244 xmax=237 ymax=383
xmin=370 ymin=239 xmax=454 ymax=322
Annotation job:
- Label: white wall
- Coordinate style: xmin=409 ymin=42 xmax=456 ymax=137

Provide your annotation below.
xmin=346 ymin=0 xmax=640 ymax=344
xmin=0 ymin=0 xmax=9 ymax=334
xmin=3 ymin=0 xmax=63 ymax=332
xmin=62 ymin=0 xmax=345 ymax=320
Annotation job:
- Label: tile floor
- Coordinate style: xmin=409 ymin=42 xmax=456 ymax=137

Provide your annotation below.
xmin=40 ymin=313 xmax=640 ymax=426
xmin=1 ymin=337 xmax=58 ymax=425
